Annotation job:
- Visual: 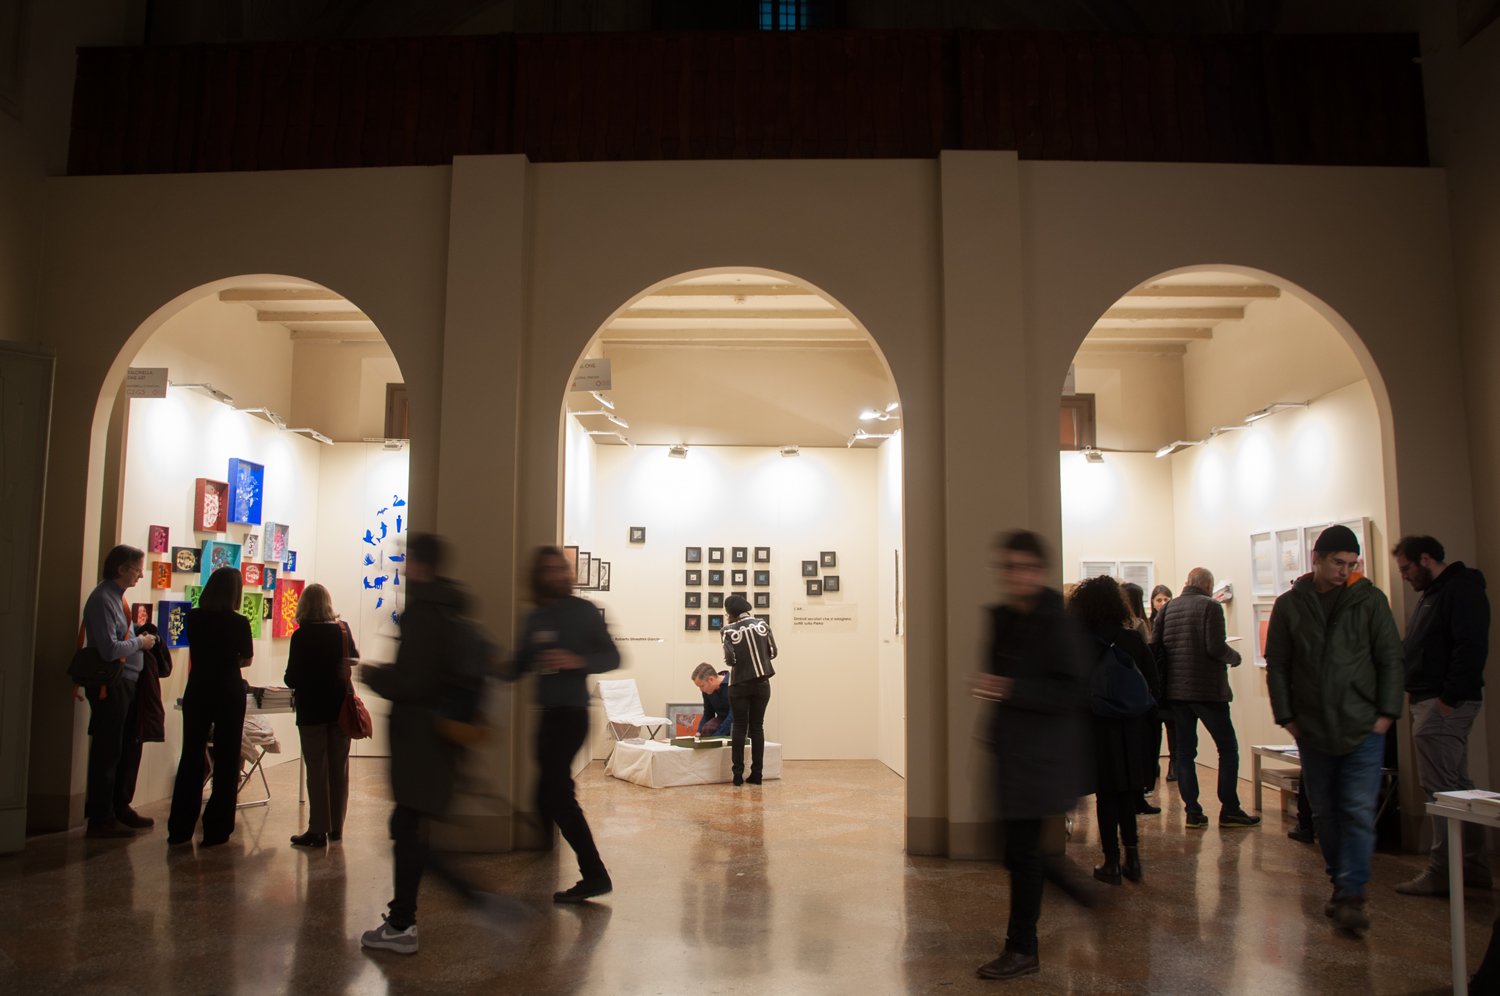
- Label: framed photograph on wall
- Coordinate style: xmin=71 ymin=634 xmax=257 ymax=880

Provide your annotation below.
xmin=1250 ymin=532 xmax=1275 ymax=596
xmin=666 ymin=702 xmax=704 ymax=737
xmin=708 ymin=592 xmax=724 ymax=608
xmin=148 ymin=525 xmax=169 ymax=554
xmin=1275 ymin=528 xmax=1303 ymax=591
xmin=732 ymin=546 xmax=748 ymax=563
xmin=802 ymin=560 xmax=818 ymax=577
xmin=629 ymin=526 xmax=646 ymax=543
xmin=754 ymin=546 xmax=770 ymax=563
xmin=708 ymin=614 xmax=724 ymax=631
xmin=685 ymin=591 xmax=702 ymax=609
xmin=806 ymin=579 xmax=823 ymax=596
xmin=821 ymin=551 xmax=837 ymax=568
xmin=708 ymin=570 xmax=724 ymax=587
xmin=684 ymin=614 xmax=702 ymax=632
xmin=823 ymin=575 xmax=840 ymax=593
xmin=577 ymin=551 xmax=592 ymax=589
xmin=1302 ymin=524 xmax=1331 ymax=577
xmin=685 ymin=546 xmax=702 ymax=563
xmin=754 ymin=570 xmax=770 ymax=586
xmin=731 ymin=569 xmax=747 ymax=586
xmin=708 ymin=547 xmax=724 ymax=563
xmin=1335 ymin=517 xmax=1373 ymax=581
xmin=1253 ymin=602 xmax=1275 ymax=667
xmin=585 ymin=557 xmax=602 ymax=590
xmin=754 ymin=591 xmax=770 ymax=609
xmin=599 ymin=562 xmax=611 ymax=592
xmin=686 ymin=569 xmax=702 ymax=586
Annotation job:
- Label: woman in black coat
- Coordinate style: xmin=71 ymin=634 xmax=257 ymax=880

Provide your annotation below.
xmin=167 ymin=566 xmax=253 ymax=846
xmin=1070 ymin=575 xmax=1160 ymax=885
xmin=284 ymin=583 xmax=358 ymax=848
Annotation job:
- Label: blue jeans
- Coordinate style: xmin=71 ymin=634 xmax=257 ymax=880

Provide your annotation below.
xmin=1172 ymin=702 xmax=1244 ymax=817
xmin=1298 ymin=731 xmax=1384 ymax=900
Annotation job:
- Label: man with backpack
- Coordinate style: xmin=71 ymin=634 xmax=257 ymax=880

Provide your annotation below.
xmin=1150 ymin=567 xmax=1261 ymax=830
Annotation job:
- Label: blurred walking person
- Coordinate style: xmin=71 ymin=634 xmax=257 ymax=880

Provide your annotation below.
xmin=973 ymin=531 xmax=1092 ymax=982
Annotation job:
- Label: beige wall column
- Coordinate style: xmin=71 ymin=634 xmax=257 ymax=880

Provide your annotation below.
xmin=431 ymin=155 xmax=531 ymax=851
xmin=936 ymin=152 xmax=1032 ymax=858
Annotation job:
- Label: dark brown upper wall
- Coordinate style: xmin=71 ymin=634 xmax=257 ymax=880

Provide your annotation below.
xmin=66 ymin=30 xmax=1428 ymax=175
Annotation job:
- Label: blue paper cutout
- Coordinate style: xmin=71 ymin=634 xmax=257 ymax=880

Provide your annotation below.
xmin=392 ymin=496 xmax=406 ymax=506
xmin=375 ymin=596 xmax=384 ymax=609
xmin=396 ymin=514 xmax=403 ymax=534
xmin=388 ymin=554 xmax=405 ymax=563
xmin=379 ymin=521 xmax=388 ymax=540
xmin=363 ymin=530 xmax=377 ymax=546
xmin=363 ymin=553 xmax=375 ymax=566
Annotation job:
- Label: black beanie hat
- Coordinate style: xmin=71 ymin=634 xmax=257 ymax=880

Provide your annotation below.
xmin=1313 ymin=524 xmax=1360 ymax=556
xmin=725 ymin=594 xmax=753 ymax=617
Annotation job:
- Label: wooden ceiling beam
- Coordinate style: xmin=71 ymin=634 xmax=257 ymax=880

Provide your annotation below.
xmin=1088 ymin=327 xmax=1213 ymax=342
xmin=648 ymin=284 xmax=807 ymax=297
xmin=1125 ymin=284 xmax=1280 ymax=299
xmin=220 ymin=288 xmax=343 ymax=303
xmin=288 ymin=329 xmax=385 ymax=342
xmin=1102 ymin=306 xmax=1244 ymax=322
xmin=256 ymin=310 xmax=371 ymax=323
xmin=1076 ymin=342 xmax=1188 ymax=356
xmin=620 ymin=308 xmax=843 ymax=320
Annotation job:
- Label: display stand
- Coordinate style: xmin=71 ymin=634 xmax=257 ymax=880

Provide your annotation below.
xmin=1427 ymin=799 xmax=1500 ymax=996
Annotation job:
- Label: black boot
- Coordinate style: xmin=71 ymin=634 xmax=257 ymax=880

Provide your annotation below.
xmin=1093 ymin=855 xmax=1122 ymax=885
xmin=1123 ymin=846 xmax=1143 ymax=882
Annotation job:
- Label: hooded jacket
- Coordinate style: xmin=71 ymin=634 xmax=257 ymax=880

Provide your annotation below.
xmin=1265 ymin=575 xmax=1404 ymax=756
xmin=1150 ymin=586 xmax=1241 ymax=703
xmin=1402 ymin=562 xmax=1488 ymax=707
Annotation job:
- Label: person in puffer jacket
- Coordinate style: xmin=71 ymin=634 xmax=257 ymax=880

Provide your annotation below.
xmin=1266 ymin=524 xmax=1403 ymax=937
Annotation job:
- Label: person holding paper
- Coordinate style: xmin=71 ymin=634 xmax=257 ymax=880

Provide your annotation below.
xmin=690 ymin=662 xmax=732 ymax=737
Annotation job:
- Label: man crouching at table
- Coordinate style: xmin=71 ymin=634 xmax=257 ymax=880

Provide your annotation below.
xmin=690 ymin=662 xmax=732 ymax=738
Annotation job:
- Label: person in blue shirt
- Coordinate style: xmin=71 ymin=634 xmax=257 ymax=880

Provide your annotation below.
xmin=690 ymin=662 xmax=732 ymax=737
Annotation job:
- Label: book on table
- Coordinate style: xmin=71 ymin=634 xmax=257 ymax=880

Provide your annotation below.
xmin=1435 ymin=789 xmax=1500 ymax=813
xmin=671 ymin=736 xmax=729 ymax=749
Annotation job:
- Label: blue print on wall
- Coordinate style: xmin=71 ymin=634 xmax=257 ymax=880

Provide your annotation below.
xmin=226 ymin=458 xmax=265 ymax=525
xmin=362 ymin=491 xmax=409 ymax=630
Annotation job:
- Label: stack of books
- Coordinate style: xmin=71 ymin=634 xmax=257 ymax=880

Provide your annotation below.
xmin=250 ymin=685 xmax=293 ymax=710
xmin=1435 ymin=789 xmax=1500 ymax=814
xmin=671 ymin=736 xmax=729 ymax=749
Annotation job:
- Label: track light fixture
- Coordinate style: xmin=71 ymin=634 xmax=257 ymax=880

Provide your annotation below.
xmin=667 ymin=444 xmax=689 ymax=459
xmin=285 ymin=427 xmax=334 ymax=445
xmin=236 ymin=406 xmax=287 ymax=429
xmin=569 ymin=408 xmax=630 ymax=429
xmin=779 ymin=445 xmax=800 ymax=457
xmin=858 ymin=402 xmax=901 ymax=422
xmin=173 ymin=382 xmax=235 ymax=406
xmin=847 ymin=428 xmax=896 ymax=448
xmin=590 ymin=391 xmax=616 ymax=411
xmin=1082 ymin=446 xmax=1105 ymax=464
xmin=1155 ymin=439 xmax=1204 ymax=459
xmin=1244 ymin=401 xmax=1309 ymax=423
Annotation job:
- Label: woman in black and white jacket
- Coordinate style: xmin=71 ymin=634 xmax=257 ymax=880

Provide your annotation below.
xmin=721 ymin=594 xmax=777 ymax=786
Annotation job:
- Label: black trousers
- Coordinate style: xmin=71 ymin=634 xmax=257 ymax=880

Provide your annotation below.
xmin=729 ymin=678 xmax=772 ymax=778
xmin=1002 ymin=818 xmax=1046 ymax=957
xmin=167 ymin=692 xmax=246 ymax=841
xmin=536 ymin=706 xmax=607 ymax=881
xmin=1095 ymin=790 xmax=1140 ymax=856
xmin=84 ymin=676 xmax=143 ymax=825
xmin=386 ymin=803 xmax=481 ymax=930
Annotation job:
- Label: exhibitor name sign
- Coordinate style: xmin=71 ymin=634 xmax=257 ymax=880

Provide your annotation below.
xmin=125 ymin=367 xmax=169 ymax=398
xmin=790 ymin=603 xmax=857 ymax=632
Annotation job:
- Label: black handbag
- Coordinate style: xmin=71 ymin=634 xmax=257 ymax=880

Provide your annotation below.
xmin=67 ymin=645 xmax=121 ymax=686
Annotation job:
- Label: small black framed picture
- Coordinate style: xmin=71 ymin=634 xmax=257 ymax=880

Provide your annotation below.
xmin=731 ymin=569 xmax=747 ymax=586
xmin=708 ymin=569 xmax=725 ymax=586
xmin=686 ymin=569 xmax=702 ymax=586
xmin=686 ymin=592 xmax=702 ymax=609
xmin=708 ymin=592 xmax=725 ymax=608
xmin=629 ymin=526 xmax=646 ymax=543
xmin=823 ymin=575 xmax=840 ymax=593
xmin=686 ymin=546 xmax=702 ymax=563
xmin=708 ymin=547 xmax=725 ymax=563
xmin=685 ymin=614 xmax=702 ymax=631
xmin=708 ymin=614 xmax=724 ymax=631
xmin=806 ymin=579 xmax=823 ymax=596
xmin=754 ymin=546 xmax=771 ymax=563
xmin=732 ymin=546 xmax=748 ymax=563
xmin=754 ymin=591 xmax=770 ymax=609
xmin=802 ymin=560 xmax=818 ymax=577
xmin=731 ymin=591 xmax=748 ymax=602
xmin=821 ymin=551 xmax=837 ymax=568
xmin=754 ymin=570 xmax=770 ymax=586
xmin=599 ymin=562 xmax=611 ymax=591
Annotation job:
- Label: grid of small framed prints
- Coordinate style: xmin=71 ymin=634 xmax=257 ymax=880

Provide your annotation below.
xmin=563 ymin=545 xmax=611 ymax=593
xmin=803 ymin=551 xmax=839 ymax=596
xmin=685 ymin=544 xmax=777 ymax=630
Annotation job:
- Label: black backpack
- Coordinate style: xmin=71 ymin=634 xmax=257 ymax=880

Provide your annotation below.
xmin=1089 ymin=638 xmax=1155 ymax=719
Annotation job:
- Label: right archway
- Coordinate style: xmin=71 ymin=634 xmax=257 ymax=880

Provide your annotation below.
xmin=1057 ymin=265 xmax=1413 ymax=840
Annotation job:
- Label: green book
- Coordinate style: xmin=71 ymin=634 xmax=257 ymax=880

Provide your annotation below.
xmin=671 ymin=736 xmax=728 ymax=749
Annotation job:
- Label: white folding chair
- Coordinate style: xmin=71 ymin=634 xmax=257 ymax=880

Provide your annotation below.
xmin=597 ymin=678 xmax=670 ymax=761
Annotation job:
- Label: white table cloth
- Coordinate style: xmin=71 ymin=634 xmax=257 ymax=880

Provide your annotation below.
xmin=605 ymin=739 xmax=783 ymax=788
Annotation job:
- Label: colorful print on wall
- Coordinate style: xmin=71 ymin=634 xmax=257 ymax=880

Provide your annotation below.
xmin=151 ymin=562 xmax=172 ymax=589
xmin=262 ymin=566 xmax=278 ymax=591
xmin=263 ymin=522 xmax=290 ymax=564
xmin=226 ymin=458 xmax=265 ymax=525
xmin=262 ymin=596 xmax=273 ymax=620
xmin=183 ymin=585 xmax=203 ymax=609
xmin=200 ymin=540 xmax=243 ymax=585
xmin=283 ymin=550 xmax=297 ymax=573
xmin=241 ymin=562 xmax=264 ymax=587
xmin=194 ymin=479 xmax=228 ymax=532
xmin=157 ymin=601 xmax=191 ymax=649
xmin=171 ymin=546 xmax=201 ymax=573
xmin=239 ymin=591 xmax=264 ymax=639
xmin=242 ymin=533 xmax=260 ymax=561
xmin=132 ymin=602 xmax=151 ymax=628
xmin=147 ymin=525 xmax=169 ymax=553
xmin=273 ymin=578 xmax=305 ymax=638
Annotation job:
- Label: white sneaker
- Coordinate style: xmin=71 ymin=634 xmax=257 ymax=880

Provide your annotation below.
xmin=361 ymin=917 xmax=418 ymax=954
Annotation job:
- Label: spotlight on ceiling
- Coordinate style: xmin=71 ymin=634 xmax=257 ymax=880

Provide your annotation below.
xmin=285 ymin=427 xmax=334 ymax=445
xmin=1208 ymin=424 xmax=1248 ymax=437
xmin=667 ymin=444 xmax=689 ymax=459
xmin=173 ymin=382 xmax=234 ymax=406
xmin=1082 ymin=446 xmax=1105 ymax=464
xmin=570 ymin=408 xmax=630 ymax=430
xmin=1155 ymin=439 xmax=1204 ymax=459
xmin=1244 ymin=401 xmax=1309 ymax=423
xmin=590 ymin=391 xmax=616 ymax=411
xmin=779 ymin=445 xmax=800 ymax=457
xmin=237 ymin=406 xmax=287 ymax=429
xmin=858 ymin=402 xmax=901 ymax=422
xmin=847 ymin=428 xmax=896 ymax=448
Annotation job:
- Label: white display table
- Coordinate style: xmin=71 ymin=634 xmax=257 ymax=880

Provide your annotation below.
xmin=1428 ymin=799 xmax=1500 ymax=996
xmin=605 ymin=739 xmax=783 ymax=788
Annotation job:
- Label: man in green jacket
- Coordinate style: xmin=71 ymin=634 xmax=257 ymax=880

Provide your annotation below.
xmin=1265 ymin=524 xmax=1404 ymax=936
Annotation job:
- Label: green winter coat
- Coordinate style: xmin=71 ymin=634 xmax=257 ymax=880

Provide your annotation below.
xmin=1265 ymin=575 xmax=1404 ymax=756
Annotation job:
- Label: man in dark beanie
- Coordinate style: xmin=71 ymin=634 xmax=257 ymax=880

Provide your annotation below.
xmin=1266 ymin=524 xmax=1404 ymax=936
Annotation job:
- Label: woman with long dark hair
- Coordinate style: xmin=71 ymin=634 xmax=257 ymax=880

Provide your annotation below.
xmin=167 ymin=566 xmax=253 ymax=846
xmin=1148 ymin=584 xmax=1178 ymax=782
xmin=1069 ymin=575 xmax=1159 ymax=885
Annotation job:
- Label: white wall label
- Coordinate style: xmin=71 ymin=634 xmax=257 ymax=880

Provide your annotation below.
xmin=125 ymin=367 xmax=169 ymax=398
xmin=791 ymin=603 xmax=858 ymax=632
xmin=570 ymin=358 xmax=613 ymax=392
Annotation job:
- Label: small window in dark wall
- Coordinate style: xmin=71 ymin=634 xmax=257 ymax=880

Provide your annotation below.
xmin=385 ymin=384 xmax=409 ymax=440
xmin=1059 ymin=394 xmax=1096 ymax=451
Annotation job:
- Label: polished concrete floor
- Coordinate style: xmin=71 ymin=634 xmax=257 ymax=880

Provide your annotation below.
xmin=0 ymin=756 xmax=1488 ymax=994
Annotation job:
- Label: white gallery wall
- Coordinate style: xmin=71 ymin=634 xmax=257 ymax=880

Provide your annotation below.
xmin=1060 ymin=451 xmax=1178 ymax=590
xmin=565 ymin=436 xmax=902 ymax=764
xmin=875 ymin=430 xmax=906 ymax=776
